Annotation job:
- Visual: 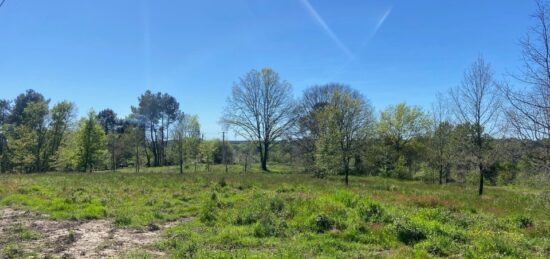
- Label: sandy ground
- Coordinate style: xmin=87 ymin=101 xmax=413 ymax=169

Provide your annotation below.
xmin=0 ymin=208 xmax=193 ymax=258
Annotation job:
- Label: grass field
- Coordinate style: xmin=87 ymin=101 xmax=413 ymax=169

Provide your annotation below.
xmin=1 ymin=166 xmax=549 ymax=258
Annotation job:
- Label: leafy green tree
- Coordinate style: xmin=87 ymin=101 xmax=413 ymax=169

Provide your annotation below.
xmin=19 ymin=101 xmax=49 ymax=172
xmin=75 ymin=111 xmax=107 ymax=172
xmin=314 ymin=89 xmax=375 ymax=185
xmin=171 ymin=114 xmax=201 ymax=174
xmin=9 ymin=125 xmax=37 ymax=172
xmin=131 ymin=91 xmax=181 ymax=167
xmin=378 ymin=103 xmax=431 ymax=178
xmin=0 ymin=99 xmax=11 ymax=173
xmin=97 ymin=109 xmax=120 ymax=171
xmin=43 ymin=101 xmax=75 ymax=171
xmin=199 ymin=140 xmax=217 ymax=172
xmin=430 ymin=122 xmax=454 ymax=184
xmin=52 ymin=131 xmax=79 ymax=171
xmin=9 ymin=89 xmax=48 ymax=125
xmin=430 ymin=93 xmax=453 ymax=184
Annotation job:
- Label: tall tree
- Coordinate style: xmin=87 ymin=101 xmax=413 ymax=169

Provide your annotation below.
xmin=131 ymin=91 xmax=180 ymax=167
xmin=9 ymin=89 xmax=48 ymax=125
xmin=378 ymin=103 xmax=431 ymax=178
xmin=21 ymin=101 xmax=49 ymax=172
xmin=43 ymin=101 xmax=75 ymax=171
xmin=430 ymin=93 xmax=453 ymax=184
xmin=222 ymin=68 xmax=295 ymax=171
xmin=450 ymin=57 xmax=501 ymax=195
xmin=503 ymin=0 xmax=550 ymax=176
xmin=97 ymin=109 xmax=119 ymax=171
xmin=75 ymin=111 xmax=107 ymax=172
xmin=295 ymin=84 xmax=356 ymax=169
xmin=172 ymin=114 xmax=201 ymax=174
xmin=314 ymin=89 xmax=375 ymax=185
xmin=0 ymin=100 xmax=10 ymax=173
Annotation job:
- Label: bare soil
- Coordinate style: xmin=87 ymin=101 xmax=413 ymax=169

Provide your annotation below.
xmin=0 ymin=208 xmax=193 ymax=258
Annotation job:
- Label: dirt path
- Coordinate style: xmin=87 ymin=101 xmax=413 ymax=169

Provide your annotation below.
xmin=0 ymin=207 xmax=193 ymax=258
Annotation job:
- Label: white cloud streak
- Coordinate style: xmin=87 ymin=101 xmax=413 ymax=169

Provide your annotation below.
xmin=301 ymin=0 xmax=355 ymax=60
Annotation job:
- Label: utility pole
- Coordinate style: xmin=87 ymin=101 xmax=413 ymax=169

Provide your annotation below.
xmin=222 ymin=131 xmax=228 ymax=173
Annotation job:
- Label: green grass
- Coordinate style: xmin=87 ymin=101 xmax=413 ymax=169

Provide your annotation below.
xmin=0 ymin=167 xmax=549 ymax=257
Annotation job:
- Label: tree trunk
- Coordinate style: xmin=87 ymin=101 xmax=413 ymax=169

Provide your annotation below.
xmin=478 ymin=162 xmax=484 ymax=196
xmin=439 ymin=165 xmax=443 ymax=185
xmin=135 ymin=142 xmax=140 ymax=173
xmin=260 ymin=142 xmax=269 ymax=171
xmin=344 ymin=160 xmax=349 ymax=186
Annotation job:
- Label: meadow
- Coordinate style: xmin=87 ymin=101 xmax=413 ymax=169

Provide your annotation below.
xmin=0 ymin=166 xmax=549 ymax=258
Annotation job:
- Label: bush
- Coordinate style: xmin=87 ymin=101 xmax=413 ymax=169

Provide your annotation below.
xmin=358 ymin=202 xmax=386 ymax=223
xmin=311 ymin=214 xmax=334 ymax=233
xmin=253 ymin=217 xmax=287 ymax=237
xmin=394 ymin=219 xmax=427 ymax=245
xmin=218 ymin=177 xmax=227 ymax=188
xmin=514 ymin=215 xmax=533 ymax=229
xmin=200 ymin=201 xmax=217 ymax=224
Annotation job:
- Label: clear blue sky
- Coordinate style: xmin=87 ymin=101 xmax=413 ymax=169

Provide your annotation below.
xmin=0 ymin=0 xmax=536 ymax=139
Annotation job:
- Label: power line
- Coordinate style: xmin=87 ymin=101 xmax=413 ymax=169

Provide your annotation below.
xmin=0 ymin=0 xmax=6 ymax=9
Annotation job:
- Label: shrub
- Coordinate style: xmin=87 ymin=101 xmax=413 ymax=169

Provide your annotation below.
xmin=311 ymin=214 xmax=334 ymax=233
xmin=359 ymin=202 xmax=386 ymax=223
xmin=218 ymin=177 xmax=227 ymax=188
xmin=115 ymin=215 xmax=132 ymax=226
xmin=200 ymin=201 xmax=217 ymax=224
xmin=394 ymin=219 xmax=427 ymax=245
xmin=515 ymin=215 xmax=533 ymax=229
xmin=269 ymin=197 xmax=285 ymax=214
xmin=253 ymin=217 xmax=287 ymax=237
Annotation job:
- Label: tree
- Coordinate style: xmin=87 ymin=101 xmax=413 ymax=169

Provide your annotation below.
xmin=21 ymin=101 xmax=49 ymax=172
xmin=314 ymin=89 xmax=375 ymax=185
xmin=97 ymin=109 xmax=120 ymax=171
xmin=199 ymin=140 xmax=217 ymax=172
xmin=43 ymin=101 xmax=75 ymax=171
xmin=450 ymin=57 xmax=501 ymax=195
xmin=295 ymin=84 xmax=358 ymax=170
xmin=222 ymin=68 xmax=295 ymax=171
xmin=503 ymin=0 xmax=550 ymax=176
xmin=131 ymin=91 xmax=180 ymax=167
xmin=9 ymin=89 xmax=48 ymax=125
xmin=378 ymin=103 xmax=430 ymax=178
xmin=430 ymin=93 xmax=453 ymax=184
xmin=75 ymin=111 xmax=107 ymax=172
xmin=160 ymin=94 xmax=180 ymax=166
xmin=171 ymin=114 xmax=201 ymax=174
xmin=0 ymin=99 xmax=11 ymax=173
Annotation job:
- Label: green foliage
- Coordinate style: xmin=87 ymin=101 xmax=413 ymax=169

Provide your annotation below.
xmin=378 ymin=103 xmax=431 ymax=179
xmin=394 ymin=218 xmax=427 ymax=245
xmin=310 ymin=213 xmax=334 ymax=233
xmin=74 ymin=111 xmax=107 ymax=172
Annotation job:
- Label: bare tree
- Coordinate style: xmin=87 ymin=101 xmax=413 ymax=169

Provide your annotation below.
xmin=450 ymin=57 xmax=501 ymax=195
xmin=221 ymin=68 xmax=295 ymax=171
xmin=503 ymin=0 xmax=550 ymax=175
xmin=430 ymin=92 xmax=453 ymax=184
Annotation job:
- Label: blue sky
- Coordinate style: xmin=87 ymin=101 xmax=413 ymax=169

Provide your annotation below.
xmin=0 ymin=0 xmax=537 ymax=138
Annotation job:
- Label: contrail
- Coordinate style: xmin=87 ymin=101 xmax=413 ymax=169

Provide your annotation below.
xmin=359 ymin=6 xmax=392 ymax=51
xmin=300 ymin=0 xmax=355 ymax=60
xmin=374 ymin=7 xmax=392 ymax=36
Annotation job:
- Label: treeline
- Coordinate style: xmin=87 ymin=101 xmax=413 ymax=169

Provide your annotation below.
xmin=220 ymin=1 xmax=550 ymax=195
xmin=0 ymin=89 xmax=240 ymax=174
xmin=1 ymin=0 xmax=549 ymax=196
